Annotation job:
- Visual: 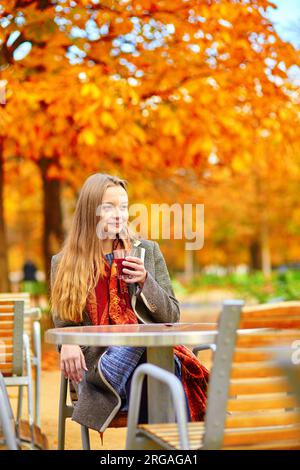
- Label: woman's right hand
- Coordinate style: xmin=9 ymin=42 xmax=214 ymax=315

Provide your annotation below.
xmin=60 ymin=345 xmax=88 ymax=384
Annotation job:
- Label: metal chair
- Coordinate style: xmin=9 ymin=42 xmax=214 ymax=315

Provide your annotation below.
xmin=126 ymin=363 xmax=190 ymax=450
xmin=126 ymin=299 xmax=300 ymax=450
xmin=0 ymin=300 xmax=35 ymax=440
xmin=277 ymin=351 xmax=300 ymax=407
xmin=58 ymin=373 xmax=91 ymax=450
xmin=0 ymin=293 xmax=42 ymax=426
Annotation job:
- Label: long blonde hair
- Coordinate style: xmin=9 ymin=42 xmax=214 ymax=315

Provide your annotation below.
xmin=50 ymin=173 xmax=139 ymax=322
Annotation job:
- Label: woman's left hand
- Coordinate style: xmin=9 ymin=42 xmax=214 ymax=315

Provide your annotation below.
xmin=122 ymin=256 xmax=147 ymax=287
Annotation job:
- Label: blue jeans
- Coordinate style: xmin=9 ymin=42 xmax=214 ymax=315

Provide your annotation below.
xmin=124 ymin=348 xmax=191 ymax=423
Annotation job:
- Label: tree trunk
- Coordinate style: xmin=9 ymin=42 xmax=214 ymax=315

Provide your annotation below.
xmin=260 ymin=218 xmax=272 ymax=278
xmin=0 ymin=138 xmax=10 ymax=291
xmin=184 ymin=248 xmax=194 ymax=282
xmin=251 ymin=156 xmax=272 ymax=278
xmin=38 ymin=157 xmax=64 ymax=285
xmin=249 ymin=239 xmax=261 ymax=272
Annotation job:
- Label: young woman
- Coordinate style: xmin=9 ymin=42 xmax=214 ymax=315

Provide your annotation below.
xmin=50 ymin=173 xmax=209 ymax=440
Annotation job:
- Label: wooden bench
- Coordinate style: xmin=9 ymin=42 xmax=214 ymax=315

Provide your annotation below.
xmin=126 ymin=300 xmax=300 ymax=450
xmin=0 ymin=293 xmax=42 ymax=426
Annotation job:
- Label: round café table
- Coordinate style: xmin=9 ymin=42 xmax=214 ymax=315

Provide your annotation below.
xmin=45 ymin=322 xmax=218 ymax=423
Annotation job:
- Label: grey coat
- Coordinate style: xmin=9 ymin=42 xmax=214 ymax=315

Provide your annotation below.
xmin=50 ymin=238 xmax=180 ymax=432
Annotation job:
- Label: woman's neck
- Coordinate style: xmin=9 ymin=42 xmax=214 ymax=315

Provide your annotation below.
xmin=102 ymin=239 xmax=114 ymax=255
xmin=102 ymin=235 xmax=122 ymax=255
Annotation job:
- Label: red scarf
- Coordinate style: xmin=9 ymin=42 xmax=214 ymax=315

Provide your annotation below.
xmin=86 ymin=234 xmax=137 ymax=325
xmin=86 ymin=236 xmax=209 ymax=429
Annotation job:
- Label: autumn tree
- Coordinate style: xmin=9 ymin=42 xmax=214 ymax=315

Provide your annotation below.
xmin=1 ymin=0 xmax=300 ymax=286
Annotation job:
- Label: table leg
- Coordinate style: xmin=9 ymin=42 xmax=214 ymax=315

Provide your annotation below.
xmin=146 ymin=346 xmax=175 ymax=423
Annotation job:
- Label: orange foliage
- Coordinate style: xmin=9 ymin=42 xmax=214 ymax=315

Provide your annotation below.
xmin=0 ymin=0 xmax=300 ymax=269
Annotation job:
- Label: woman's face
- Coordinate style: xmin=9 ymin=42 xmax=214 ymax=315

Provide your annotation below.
xmin=99 ymin=185 xmax=129 ymax=238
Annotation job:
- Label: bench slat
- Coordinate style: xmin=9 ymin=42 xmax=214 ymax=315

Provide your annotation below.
xmin=227 ymin=395 xmax=297 ymax=412
xmin=229 ymin=377 xmax=290 ymax=395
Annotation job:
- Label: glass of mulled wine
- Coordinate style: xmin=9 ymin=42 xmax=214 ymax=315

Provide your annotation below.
xmin=113 ymin=247 xmax=145 ymax=280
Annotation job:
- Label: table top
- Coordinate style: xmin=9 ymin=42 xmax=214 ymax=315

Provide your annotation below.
xmin=45 ymin=322 xmax=219 ymax=347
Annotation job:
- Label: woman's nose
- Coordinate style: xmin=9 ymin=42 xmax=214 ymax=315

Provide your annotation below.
xmin=113 ymin=207 xmax=122 ymax=217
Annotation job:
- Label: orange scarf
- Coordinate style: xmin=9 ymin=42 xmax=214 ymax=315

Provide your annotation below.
xmin=86 ymin=236 xmax=209 ymax=436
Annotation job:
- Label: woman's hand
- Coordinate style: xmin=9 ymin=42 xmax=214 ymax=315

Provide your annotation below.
xmin=122 ymin=256 xmax=147 ymax=287
xmin=60 ymin=345 xmax=88 ymax=384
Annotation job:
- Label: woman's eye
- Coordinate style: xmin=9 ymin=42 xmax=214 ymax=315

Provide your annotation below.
xmin=101 ymin=205 xmax=128 ymax=213
xmin=102 ymin=205 xmax=113 ymax=211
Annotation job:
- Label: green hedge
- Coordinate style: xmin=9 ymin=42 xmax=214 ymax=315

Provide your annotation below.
xmin=21 ymin=280 xmax=48 ymax=295
xmin=172 ymin=269 xmax=300 ymax=303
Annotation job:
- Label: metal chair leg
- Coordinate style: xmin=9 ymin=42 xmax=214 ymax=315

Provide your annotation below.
xmin=33 ymin=320 xmax=41 ymax=427
xmin=0 ymin=373 xmax=18 ymax=450
xmin=0 ymin=388 xmax=18 ymax=450
xmin=16 ymin=386 xmax=23 ymax=425
xmin=23 ymin=335 xmax=34 ymax=426
xmin=23 ymin=334 xmax=35 ymax=448
xmin=81 ymin=425 xmax=90 ymax=450
xmin=57 ymin=372 xmax=91 ymax=450
xmin=58 ymin=372 xmax=69 ymax=450
xmin=126 ymin=363 xmax=189 ymax=450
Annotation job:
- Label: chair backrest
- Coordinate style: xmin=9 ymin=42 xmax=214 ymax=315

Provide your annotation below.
xmin=0 ymin=300 xmax=24 ymax=377
xmin=0 ymin=293 xmax=34 ymax=349
xmin=0 ymin=372 xmax=18 ymax=449
xmin=0 ymin=293 xmax=31 ymax=310
xmin=278 ymin=354 xmax=300 ymax=408
xmin=203 ymin=300 xmax=300 ymax=450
